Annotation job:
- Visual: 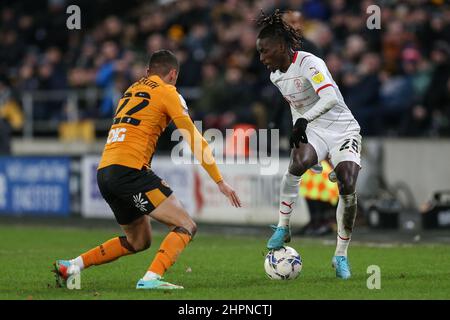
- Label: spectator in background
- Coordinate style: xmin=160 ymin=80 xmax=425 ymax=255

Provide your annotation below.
xmin=103 ymin=16 xmax=123 ymax=43
xmin=325 ymin=52 xmax=344 ymax=84
xmin=194 ymin=61 xmax=224 ymax=122
xmin=0 ymin=76 xmax=23 ymax=154
xmin=425 ymin=41 xmax=450 ymax=136
xmin=95 ymin=41 xmax=130 ymax=118
xmin=401 ymin=41 xmax=450 ymax=137
xmin=184 ymin=23 xmax=211 ymax=62
xmin=0 ymin=29 xmax=25 ymax=74
xmin=382 ymin=20 xmax=415 ymax=74
xmin=146 ymin=34 xmax=166 ymax=56
xmin=176 ymin=47 xmax=204 ymax=88
xmin=282 ymin=10 xmax=324 ymax=58
xmin=75 ymin=40 xmax=97 ymax=71
xmin=402 ymin=48 xmax=432 ymax=103
xmin=343 ymin=34 xmax=366 ymax=64
xmin=400 ymin=47 xmax=433 ymax=136
xmin=17 ymin=59 xmax=39 ymax=91
xmin=122 ymin=23 xmax=139 ymax=52
xmin=377 ymin=68 xmax=414 ymax=135
xmin=302 ymin=0 xmax=329 ymax=21
xmin=45 ymin=46 xmax=67 ymax=88
xmin=423 ymin=12 xmax=450 ymax=56
xmin=342 ymin=52 xmax=381 ymax=136
xmin=200 ymin=66 xmax=255 ymax=132
xmin=34 ymin=60 xmax=67 ymax=120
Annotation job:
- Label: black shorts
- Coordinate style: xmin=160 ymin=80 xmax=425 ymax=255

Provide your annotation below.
xmin=97 ymin=165 xmax=173 ymax=225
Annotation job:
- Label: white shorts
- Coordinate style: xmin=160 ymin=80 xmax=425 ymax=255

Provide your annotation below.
xmin=305 ymin=126 xmax=362 ymax=168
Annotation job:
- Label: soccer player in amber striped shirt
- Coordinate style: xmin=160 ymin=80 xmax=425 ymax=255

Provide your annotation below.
xmin=53 ymin=50 xmax=241 ymax=290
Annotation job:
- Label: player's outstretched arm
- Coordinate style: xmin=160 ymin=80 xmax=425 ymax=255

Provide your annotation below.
xmin=301 ymin=86 xmax=338 ymax=122
xmin=172 ymin=116 xmax=242 ymax=208
xmin=164 ymin=90 xmax=242 ymax=208
xmin=217 ymin=180 xmax=242 ymax=208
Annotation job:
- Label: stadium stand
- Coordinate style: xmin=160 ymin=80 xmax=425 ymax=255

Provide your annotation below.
xmin=0 ymin=0 xmax=448 ymax=149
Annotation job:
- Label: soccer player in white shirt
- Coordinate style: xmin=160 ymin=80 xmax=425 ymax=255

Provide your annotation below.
xmin=256 ymin=10 xmax=362 ymax=279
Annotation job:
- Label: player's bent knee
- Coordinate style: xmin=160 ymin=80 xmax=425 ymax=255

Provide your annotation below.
xmin=290 ymin=150 xmax=317 ymax=176
xmin=337 ymin=174 xmax=357 ymax=195
xmin=126 ymin=236 xmax=151 ymax=252
xmin=119 ymin=236 xmax=138 ymax=253
xmin=135 ymin=239 xmax=151 ymax=252
xmin=289 ymin=163 xmax=307 ymax=177
xmin=141 ymin=238 xmax=152 ymax=251
xmin=174 ymin=205 xmax=197 ymax=238
xmin=173 ymin=223 xmax=197 ymax=240
xmin=335 ymin=162 xmax=360 ymax=194
xmin=289 ymin=158 xmax=316 ymax=177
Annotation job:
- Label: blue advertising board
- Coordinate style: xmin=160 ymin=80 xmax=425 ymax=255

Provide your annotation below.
xmin=0 ymin=157 xmax=71 ymax=216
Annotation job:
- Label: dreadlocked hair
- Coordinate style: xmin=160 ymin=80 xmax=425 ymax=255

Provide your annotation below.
xmin=256 ymin=9 xmax=302 ymax=51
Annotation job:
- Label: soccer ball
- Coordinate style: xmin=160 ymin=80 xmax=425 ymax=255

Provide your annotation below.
xmin=264 ymin=246 xmax=302 ymax=280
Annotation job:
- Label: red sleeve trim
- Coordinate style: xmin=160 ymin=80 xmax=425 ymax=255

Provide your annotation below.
xmin=316 ymin=83 xmax=333 ymax=94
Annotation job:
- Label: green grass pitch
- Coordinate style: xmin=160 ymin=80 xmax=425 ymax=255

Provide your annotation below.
xmin=1 ymin=225 xmax=449 ymax=300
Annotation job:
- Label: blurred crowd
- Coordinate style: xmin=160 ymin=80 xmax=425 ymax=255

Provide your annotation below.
xmin=0 ymin=0 xmax=449 ymax=142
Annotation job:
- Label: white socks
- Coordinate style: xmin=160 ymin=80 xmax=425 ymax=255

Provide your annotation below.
xmin=335 ymin=192 xmax=357 ymax=257
xmin=277 ymin=171 xmax=302 ymax=227
xmin=70 ymin=256 xmax=85 ymax=271
xmin=143 ymin=271 xmax=161 ymax=281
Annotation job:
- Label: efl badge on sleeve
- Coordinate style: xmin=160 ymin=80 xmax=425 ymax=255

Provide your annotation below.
xmin=310 ymin=67 xmax=325 ymax=84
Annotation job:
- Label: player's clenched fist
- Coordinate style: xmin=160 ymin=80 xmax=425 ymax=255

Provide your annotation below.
xmin=290 ymin=118 xmax=308 ymax=148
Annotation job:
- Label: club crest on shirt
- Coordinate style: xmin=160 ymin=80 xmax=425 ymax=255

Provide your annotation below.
xmin=309 ymin=67 xmax=325 ymax=84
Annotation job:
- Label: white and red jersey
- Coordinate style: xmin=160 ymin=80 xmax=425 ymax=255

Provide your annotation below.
xmin=270 ymin=51 xmax=360 ymax=133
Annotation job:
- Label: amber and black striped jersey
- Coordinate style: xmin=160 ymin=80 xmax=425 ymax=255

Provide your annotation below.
xmin=98 ymin=75 xmax=223 ymax=183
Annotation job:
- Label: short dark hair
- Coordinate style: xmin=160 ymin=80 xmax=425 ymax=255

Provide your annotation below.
xmin=256 ymin=9 xmax=302 ymax=51
xmin=148 ymin=50 xmax=179 ymax=75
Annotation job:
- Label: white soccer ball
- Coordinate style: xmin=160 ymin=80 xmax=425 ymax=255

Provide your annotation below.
xmin=264 ymin=246 xmax=302 ymax=280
